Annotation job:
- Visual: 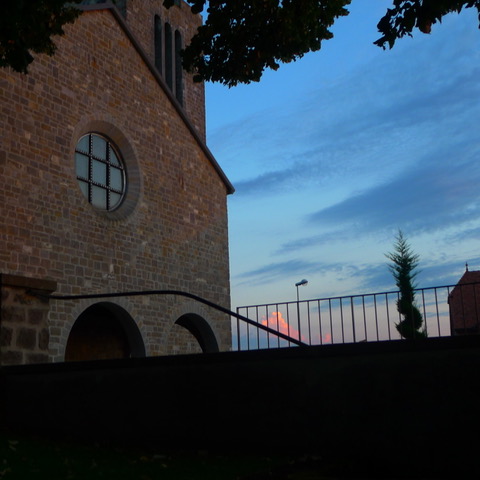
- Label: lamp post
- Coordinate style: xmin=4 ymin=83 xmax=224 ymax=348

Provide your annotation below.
xmin=295 ymin=279 xmax=308 ymax=342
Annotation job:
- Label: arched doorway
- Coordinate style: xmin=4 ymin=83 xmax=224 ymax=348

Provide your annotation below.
xmin=174 ymin=313 xmax=219 ymax=354
xmin=65 ymin=302 xmax=145 ymax=361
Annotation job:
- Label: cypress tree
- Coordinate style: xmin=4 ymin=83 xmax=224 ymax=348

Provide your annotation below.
xmin=386 ymin=231 xmax=426 ymax=339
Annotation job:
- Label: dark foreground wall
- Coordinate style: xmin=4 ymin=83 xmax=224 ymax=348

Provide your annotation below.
xmin=2 ymin=336 xmax=480 ymax=477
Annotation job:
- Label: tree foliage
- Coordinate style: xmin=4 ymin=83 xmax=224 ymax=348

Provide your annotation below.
xmin=0 ymin=0 xmax=82 ymax=73
xmin=168 ymin=0 xmax=480 ymax=87
xmin=374 ymin=0 xmax=480 ymax=49
xmin=1 ymin=1 xmax=480 ymax=86
xmin=165 ymin=0 xmax=351 ymax=86
xmin=386 ymin=231 xmax=426 ymax=339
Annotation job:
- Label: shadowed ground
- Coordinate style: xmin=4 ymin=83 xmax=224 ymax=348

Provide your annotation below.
xmin=2 ymin=336 xmax=480 ymax=478
xmin=0 ymin=434 xmax=337 ymax=479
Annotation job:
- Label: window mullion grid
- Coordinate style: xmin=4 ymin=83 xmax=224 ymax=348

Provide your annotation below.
xmin=76 ymin=133 xmax=125 ymax=211
xmin=88 ymin=134 xmax=94 ymax=205
xmin=106 ymin=141 xmax=112 ymax=211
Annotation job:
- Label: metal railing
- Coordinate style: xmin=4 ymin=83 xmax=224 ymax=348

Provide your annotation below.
xmin=29 ymin=288 xmax=307 ymax=352
xmin=29 ymin=282 xmax=480 ymax=354
xmin=234 ymin=283 xmax=480 ymax=351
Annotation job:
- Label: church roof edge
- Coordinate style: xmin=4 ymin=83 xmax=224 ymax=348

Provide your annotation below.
xmin=78 ymin=2 xmax=235 ymax=195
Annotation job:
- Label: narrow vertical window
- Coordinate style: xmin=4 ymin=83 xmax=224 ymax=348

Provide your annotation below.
xmin=174 ymin=30 xmax=183 ymax=105
xmin=154 ymin=15 xmax=163 ymax=74
xmin=164 ymin=23 xmax=173 ymax=90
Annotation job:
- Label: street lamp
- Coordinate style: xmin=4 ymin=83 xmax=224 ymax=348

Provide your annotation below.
xmin=295 ymin=278 xmax=308 ymax=301
xmin=295 ymin=279 xmax=308 ymax=342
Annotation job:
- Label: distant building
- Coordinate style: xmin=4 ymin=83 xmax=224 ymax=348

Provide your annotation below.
xmin=0 ymin=0 xmax=234 ymax=365
xmin=448 ymin=266 xmax=480 ymax=335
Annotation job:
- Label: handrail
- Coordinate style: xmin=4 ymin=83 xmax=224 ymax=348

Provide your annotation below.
xmin=238 ymin=282 xmax=470 ymax=310
xmin=28 ymin=288 xmax=308 ymax=347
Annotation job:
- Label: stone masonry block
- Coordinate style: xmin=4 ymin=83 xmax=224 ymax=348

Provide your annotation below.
xmin=2 ymin=306 xmax=25 ymax=324
xmin=16 ymin=328 xmax=37 ymax=350
xmin=38 ymin=328 xmax=49 ymax=350
xmin=1 ymin=326 xmax=13 ymax=347
xmin=1 ymin=350 xmax=23 ymax=365
xmin=28 ymin=309 xmax=45 ymax=325
xmin=26 ymin=353 xmax=49 ymax=364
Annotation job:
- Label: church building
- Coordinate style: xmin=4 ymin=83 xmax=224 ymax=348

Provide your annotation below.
xmin=449 ymin=266 xmax=480 ymax=335
xmin=0 ymin=0 xmax=234 ymax=365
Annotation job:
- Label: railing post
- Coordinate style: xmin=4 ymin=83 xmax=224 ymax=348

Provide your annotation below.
xmin=350 ymin=297 xmax=356 ymax=343
xmin=236 ymin=307 xmax=241 ymax=351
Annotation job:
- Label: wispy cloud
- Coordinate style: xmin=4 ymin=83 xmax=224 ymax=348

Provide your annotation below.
xmin=213 ymin=6 xmax=480 ymax=305
xmin=275 ymin=230 xmax=353 ymax=254
xmin=235 ymin=259 xmax=331 ymax=286
xmin=307 ymin=146 xmax=480 ymax=233
xmin=233 ymin=251 xmax=480 ymax=299
xmin=234 ymin=257 xmax=391 ymax=294
xmin=271 ymin=141 xmax=480 ymax=257
xmin=213 ymin=12 xmax=480 ymax=200
xmin=445 ymin=225 xmax=480 ymax=245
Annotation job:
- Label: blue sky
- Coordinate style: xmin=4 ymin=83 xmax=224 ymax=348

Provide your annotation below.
xmin=205 ymin=1 xmax=480 ymax=310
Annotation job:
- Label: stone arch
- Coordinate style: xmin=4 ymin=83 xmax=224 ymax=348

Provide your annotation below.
xmin=63 ymin=301 xmax=145 ymax=362
xmin=175 ymin=313 xmax=219 ymax=353
xmin=162 ymin=301 xmax=222 ymax=355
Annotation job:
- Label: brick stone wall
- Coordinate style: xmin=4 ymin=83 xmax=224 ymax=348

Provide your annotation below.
xmin=124 ymin=0 xmax=206 ymax=140
xmin=0 ymin=4 xmax=232 ymax=363
xmin=449 ymin=272 xmax=480 ymax=334
xmin=0 ymin=275 xmax=57 ymax=365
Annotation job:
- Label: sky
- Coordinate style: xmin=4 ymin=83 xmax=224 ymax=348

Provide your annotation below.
xmin=205 ymin=1 xmax=480 ymax=311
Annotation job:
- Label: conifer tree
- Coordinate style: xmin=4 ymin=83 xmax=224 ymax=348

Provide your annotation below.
xmin=386 ymin=231 xmax=426 ymax=339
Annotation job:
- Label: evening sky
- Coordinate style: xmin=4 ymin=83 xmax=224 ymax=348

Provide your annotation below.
xmin=206 ymin=1 xmax=480 ymax=309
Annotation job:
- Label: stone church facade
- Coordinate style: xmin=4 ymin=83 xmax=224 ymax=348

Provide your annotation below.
xmin=0 ymin=0 xmax=234 ymax=365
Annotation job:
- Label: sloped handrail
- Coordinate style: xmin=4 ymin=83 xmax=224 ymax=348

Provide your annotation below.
xmin=29 ymin=288 xmax=308 ymax=348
